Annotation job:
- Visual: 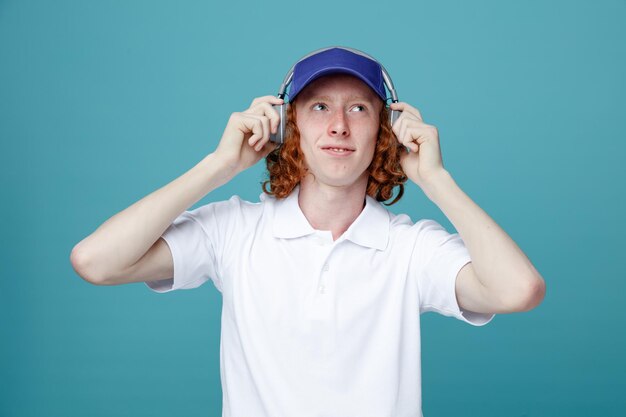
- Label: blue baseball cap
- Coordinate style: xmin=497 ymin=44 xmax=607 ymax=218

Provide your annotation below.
xmin=287 ymin=47 xmax=387 ymax=102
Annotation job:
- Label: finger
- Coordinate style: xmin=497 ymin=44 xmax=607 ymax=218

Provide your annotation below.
xmin=244 ymin=114 xmax=270 ymax=147
xmin=258 ymin=115 xmax=271 ymax=144
xmin=247 ymin=131 xmax=261 ymax=146
xmin=245 ymin=102 xmax=281 ymax=134
xmin=400 ymin=118 xmax=435 ymax=142
xmin=250 ymin=95 xmax=284 ymax=108
xmin=406 ymin=123 xmax=438 ymax=146
xmin=254 ymin=130 xmax=278 ymax=153
xmin=399 ymin=148 xmax=412 ymax=165
xmin=390 ymin=101 xmax=422 ymax=119
xmin=405 ymin=142 xmax=419 ymax=153
xmin=398 ymin=117 xmax=414 ymax=147
xmin=255 ymin=135 xmax=268 ymax=151
xmin=399 ymin=119 xmax=407 ymax=146
xmin=399 ymin=123 xmax=419 ymax=153
xmin=255 ymin=136 xmax=271 ymax=152
xmin=259 ymin=140 xmax=277 ymax=157
xmin=398 ymin=119 xmax=424 ymax=153
xmin=243 ymin=116 xmax=261 ymax=146
xmin=391 ymin=113 xmax=404 ymax=138
xmin=392 ymin=110 xmax=422 ymax=137
xmin=398 ymin=118 xmax=420 ymax=144
xmin=390 ymin=102 xmax=423 ymax=121
xmin=239 ymin=115 xmax=264 ymax=146
xmin=254 ymin=116 xmax=275 ymax=151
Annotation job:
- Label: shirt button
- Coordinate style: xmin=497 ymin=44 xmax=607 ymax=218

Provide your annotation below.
xmin=318 ymin=284 xmax=326 ymax=294
xmin=322 ymin=263 xmax=329 ymax=272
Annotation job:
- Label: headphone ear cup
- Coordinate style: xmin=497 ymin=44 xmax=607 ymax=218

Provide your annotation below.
xmin=270 ymin=103 xmax=286 ymax=144
xmin=390 ymin=109 xmax=402 ymax=127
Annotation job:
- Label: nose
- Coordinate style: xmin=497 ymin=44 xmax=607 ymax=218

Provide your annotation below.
xmin=328 ymin=111 xmax=350 ymax=138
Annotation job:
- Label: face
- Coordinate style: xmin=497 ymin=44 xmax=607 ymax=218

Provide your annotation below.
xmin=294 ymin=74 xmax=383 ymax=191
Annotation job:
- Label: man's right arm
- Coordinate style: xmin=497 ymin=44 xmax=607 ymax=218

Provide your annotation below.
xmin=70 ymin=96 xmax=283 ymax=286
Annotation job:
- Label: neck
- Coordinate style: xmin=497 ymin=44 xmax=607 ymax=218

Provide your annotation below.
xmin=298 ymin=175 xmax=368 ymax=240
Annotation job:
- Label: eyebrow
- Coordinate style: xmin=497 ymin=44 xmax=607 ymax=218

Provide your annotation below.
xmin=304 ymin=95 xmax=374 ymax=105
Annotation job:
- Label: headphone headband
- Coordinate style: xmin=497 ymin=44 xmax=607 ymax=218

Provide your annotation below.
xmin=277 ymin=46 xmax=398 ymax=103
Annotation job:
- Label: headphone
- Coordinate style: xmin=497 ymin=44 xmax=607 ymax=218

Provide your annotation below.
xmin=269 ymin=46 xmax=401 ymax=144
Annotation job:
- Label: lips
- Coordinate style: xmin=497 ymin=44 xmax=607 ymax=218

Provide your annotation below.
xmin=320 ymin=145 xmax=355 ymax=156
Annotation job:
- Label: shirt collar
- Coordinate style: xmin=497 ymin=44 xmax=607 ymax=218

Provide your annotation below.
xmin=342 ymin=195 xmax=390 ymax=251
xmin=269 ymin=186 xmax=390 ymax=251
xmin=270 ymin=187 xmax=316 ymax=239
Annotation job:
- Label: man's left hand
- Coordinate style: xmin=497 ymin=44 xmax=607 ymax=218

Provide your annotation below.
xmin=390 ymin=102 xmax=448 ymax=190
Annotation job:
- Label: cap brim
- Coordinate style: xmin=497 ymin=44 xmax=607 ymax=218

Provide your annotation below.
xmin=290 ymin=66 xmax=386 ymax=102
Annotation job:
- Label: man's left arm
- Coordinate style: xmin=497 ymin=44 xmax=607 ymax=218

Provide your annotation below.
xmin=390 ymin=102 xmax=546 ymax=315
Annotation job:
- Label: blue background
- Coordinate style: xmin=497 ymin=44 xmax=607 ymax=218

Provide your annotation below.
xmin=1 ymin=0 xmax=625 ymax=416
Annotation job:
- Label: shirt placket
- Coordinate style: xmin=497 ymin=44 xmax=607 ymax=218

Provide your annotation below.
xmin=304 ymin=231 xmax=338 ymax=362
xmin=308 ymin=231 xmax=335 ymax=320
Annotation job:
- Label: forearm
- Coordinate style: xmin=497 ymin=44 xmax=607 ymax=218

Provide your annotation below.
xmin=422 ymin=170 xmax=544 ymax=307
xmin=73 ymin=152 xmax=233 ymax=281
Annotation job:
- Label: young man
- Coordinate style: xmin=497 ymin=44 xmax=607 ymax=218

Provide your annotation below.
xmin=71 ymin=47 xmax=545 ymax=416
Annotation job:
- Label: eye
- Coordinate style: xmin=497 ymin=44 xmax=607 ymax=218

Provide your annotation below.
xmin=312 ymin=103 xmax=327 ymax=111
xmin=351 ymin=104 xmax=366 ymax=112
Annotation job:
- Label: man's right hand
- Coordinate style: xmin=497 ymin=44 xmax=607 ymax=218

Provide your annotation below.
xmin=214 ymin=95 xmax=284 ymax=178
xmin=70 ymin=95 xmax=286 ymax=287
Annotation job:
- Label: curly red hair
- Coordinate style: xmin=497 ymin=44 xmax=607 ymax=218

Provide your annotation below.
xmin=262 ymin=100 xmax=407 ymax=205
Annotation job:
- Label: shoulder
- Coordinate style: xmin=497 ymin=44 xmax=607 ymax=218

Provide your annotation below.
xmin=387 ymin=209 xmax=442 ymax=235
xmin=189 ymin=194 xmax=264 ymax=219
xmin=387 ymin=209 xmax=446 ymax=232
xmin=173 ymin=195 xmax=267 ymax=239
xmin=387 ymin=211 xmax=456 ymax=251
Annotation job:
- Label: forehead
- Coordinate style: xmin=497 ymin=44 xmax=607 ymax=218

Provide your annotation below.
xmin=296 ymin=73 xmax=381 ymax=103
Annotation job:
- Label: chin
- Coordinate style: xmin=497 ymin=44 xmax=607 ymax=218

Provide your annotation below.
xmin=309 ymin=172 xmax=369 ymax=190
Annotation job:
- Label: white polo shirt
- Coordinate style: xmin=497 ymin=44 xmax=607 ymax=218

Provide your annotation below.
xmin=146 ymin=187 xmax=495 ymax=417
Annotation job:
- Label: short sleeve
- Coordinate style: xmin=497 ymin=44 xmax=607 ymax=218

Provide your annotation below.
xmin=415 ymin=219 xmax=494 ymax=326
xmin=144 ymin=202 xmax=226 ymax=294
